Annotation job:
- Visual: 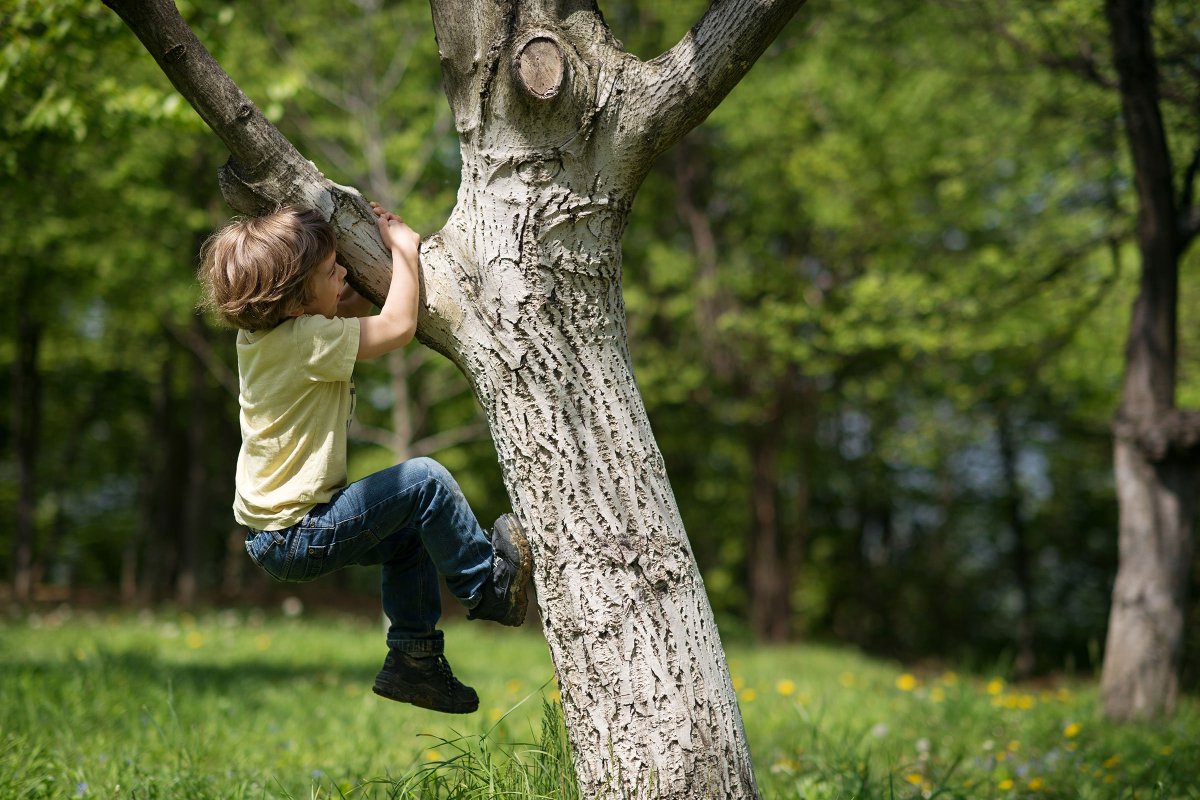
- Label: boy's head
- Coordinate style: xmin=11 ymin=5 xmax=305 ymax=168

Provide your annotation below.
xmin=199 ymin=207 xmax=337 ymax=331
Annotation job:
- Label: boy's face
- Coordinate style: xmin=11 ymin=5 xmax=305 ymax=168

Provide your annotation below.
xmin=297 ymin=252 xmax=347 ymax=319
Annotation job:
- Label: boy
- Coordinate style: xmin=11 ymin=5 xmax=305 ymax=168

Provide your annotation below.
xmin=199 ymin=202 xmax=532 ymax=715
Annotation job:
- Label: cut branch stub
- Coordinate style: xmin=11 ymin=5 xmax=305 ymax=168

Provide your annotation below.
xmin=513 ymin=34 xmax=565 ymax=100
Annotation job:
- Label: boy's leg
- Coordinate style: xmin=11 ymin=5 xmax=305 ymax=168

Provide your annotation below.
xmin=303 ymin=456 xmax=493 ymax=649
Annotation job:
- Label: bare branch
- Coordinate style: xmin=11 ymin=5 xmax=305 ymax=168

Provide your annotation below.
xmin=163 ymin=317 xmax=239 ymax=397
xmin=410 ymin=423 xmax=490 ymax=458
xmin=624 ymin=0 xmax=807 ymax=161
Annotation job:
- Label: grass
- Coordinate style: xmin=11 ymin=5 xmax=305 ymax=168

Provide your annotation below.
xmin=1 ymin=606 xmax=1196 ymax=799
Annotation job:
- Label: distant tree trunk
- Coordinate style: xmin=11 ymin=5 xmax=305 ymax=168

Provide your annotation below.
xmin=748 ymin=410 xmax=789 ymax=641
xmin=12 ymin=272 xmax=41 ymax=605
xmin=1100 ymin=0 xmax=1200 ymax=720
xmin=177 ymin=314 xmax=210 ymax=609
xmin=997 ymin=406 xmax=1036 ymax=678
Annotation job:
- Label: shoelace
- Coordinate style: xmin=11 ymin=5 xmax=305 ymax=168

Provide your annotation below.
xmin=432 ymin=654 xmax=463 ymax=691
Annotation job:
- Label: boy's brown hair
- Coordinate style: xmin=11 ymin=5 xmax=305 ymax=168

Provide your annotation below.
xmin=199 ymin=207 xmax=337 ymax=331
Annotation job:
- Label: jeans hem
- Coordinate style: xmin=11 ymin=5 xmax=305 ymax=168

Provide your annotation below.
xmin=386 ymin=638 xmax=444 ymax=655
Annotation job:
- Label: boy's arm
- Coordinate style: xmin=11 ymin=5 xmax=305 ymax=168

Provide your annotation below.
xmin=357 ymin=202 xmax=421 ymax=360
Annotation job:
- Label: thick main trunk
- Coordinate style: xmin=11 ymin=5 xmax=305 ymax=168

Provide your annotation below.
xmin=417 ymin=138 xmax=757 ymax=793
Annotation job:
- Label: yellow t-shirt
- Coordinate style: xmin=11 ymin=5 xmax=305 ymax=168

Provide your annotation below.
xmin=233 ymin=314 xmax=361 ymax=531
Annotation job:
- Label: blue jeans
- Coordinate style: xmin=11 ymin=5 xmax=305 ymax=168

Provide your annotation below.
xmin=244 ymin=457 xmax=493 ymax=654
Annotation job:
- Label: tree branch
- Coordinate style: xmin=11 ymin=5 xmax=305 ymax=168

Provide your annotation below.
xmin=103 ymin=0 xmax=397 ymax=307
xmin=625 ymin=0 xmax=807 ymax=161
xmin=1113 ymin=408 xmax=1200 ymax=462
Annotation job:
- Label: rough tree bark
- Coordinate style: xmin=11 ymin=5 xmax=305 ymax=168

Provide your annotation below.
xmin=1100 ymin=0 xmax=1200 ymax=721
xmin=103 ymin=0 xmax=807 ymax=794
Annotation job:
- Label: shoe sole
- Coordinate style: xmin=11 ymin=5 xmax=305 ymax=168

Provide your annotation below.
xmin=372 ymin=681 xmax=479 ymax=714
xmin=493 ymin=515 xmax=534 ymax=627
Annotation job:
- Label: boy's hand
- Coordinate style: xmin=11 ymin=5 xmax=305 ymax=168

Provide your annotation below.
xmin=370 ymin=201 xmax=420 ymax=257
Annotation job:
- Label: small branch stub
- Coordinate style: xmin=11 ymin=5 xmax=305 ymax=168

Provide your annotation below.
xmin=514 ymin=35 xmax=564 ymax=100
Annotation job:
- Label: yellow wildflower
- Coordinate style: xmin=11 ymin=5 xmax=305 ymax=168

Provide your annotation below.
xmin=1028 ymin=777 xmax=1045 ymax=791
xmin=986 ymin=678 xmax=1005 ymax=695
xmin=904 ymin=773 xmax=924 ymax=786
xmin=895 ymin=673 xmax=918 ymax=691
xmin=185 ymin=631 xmax=204 ymax=649
xmin=1064 ymin=722 xmax=1080 ymax=737
xmin=1104 ymin=755 xmax=1121 ymax=769
xmin=998 ymin=778 xmax=1014 ymax=790
xmin=739 ymin=688 xmax=758 ymax=703
xmin=839 ymin=672 xmax=857 ymax=688
xmin=776 ymin=679 xmax=796 ymax=696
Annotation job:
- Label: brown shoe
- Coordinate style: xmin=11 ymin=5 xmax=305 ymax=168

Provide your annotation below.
xmin=467 ymin=514 xmax=533 ymax=627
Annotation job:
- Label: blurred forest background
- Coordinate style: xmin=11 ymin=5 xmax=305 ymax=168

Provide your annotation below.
xmin=2 ymin=0 xmax=1198 ymax=684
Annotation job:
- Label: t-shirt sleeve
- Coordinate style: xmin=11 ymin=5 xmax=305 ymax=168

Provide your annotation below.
xmin=291 ymin=315 xmax=360 ymax=382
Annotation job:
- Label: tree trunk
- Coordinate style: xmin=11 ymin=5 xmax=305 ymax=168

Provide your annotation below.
xmin=12 ymin=273 xmax=41 ymax=605
xmin=997 ymin=406 xmax=1036 ymax=678
xmin=1100 ymin=0 xmax=1199 ymax=720
xmin=748 ymin=415 xmax=790 ymax=642
xmin=104 ymin=0 xmax=807 ymax=793
xmin=177 ymin=314 xmax=210 ymax=609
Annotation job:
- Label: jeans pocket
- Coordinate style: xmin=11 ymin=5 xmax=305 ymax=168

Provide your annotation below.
xmin=245 ymin=529 xmax=288 ymax=581
xmin=289 ymin=539 xmax=330 ymax=582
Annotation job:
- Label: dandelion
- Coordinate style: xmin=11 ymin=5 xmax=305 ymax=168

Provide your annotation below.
xmin=986 ymin=678 xmax=1005 ymax=695
xmin=1103 ymin=755 xmax=1121 ymax=769
xmin=424 ymin=750 xmax=442 ymax=761
xmin=739 ymin=688 xmax=758 ymax=702
xmin=930 ymin=687 xmax=946 ymax=703
xmin=505 ymin=679 xmax=522 ymax=694
xmin=185 ymin=631 xmax=204 ymax=649
xmin=1028 ymin=777 xmax=1045 ymax=791
xmin=895 ymin=673 xmax=918 ymax=691
xmin=1007 ymin=740 xmax=1020 ymax=753
xmin=904 ymin=773 xmax=924 ymax=786
xmin=1064 ymin=722 xmax=1080 ymax=738
xmin=998 ymin=778 xmax=1014 ymax=790
xmin=254 ymin=633 xmax=271 ymax=651
xmin=733 ymin=676 xmax=745 ymax=691
xmin=941 ymin=671 xmax=959 ymax=685
xmin=488 ymin=708 xmax=504 ymax=722
xmin=776 ymin=679 xmax=796 ymax=696
xmin=839 ymin=672 xmax=857 ymax=688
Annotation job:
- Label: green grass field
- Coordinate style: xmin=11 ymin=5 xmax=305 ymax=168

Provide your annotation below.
xmin=1 ymin=607 xmax=1196 ymax=799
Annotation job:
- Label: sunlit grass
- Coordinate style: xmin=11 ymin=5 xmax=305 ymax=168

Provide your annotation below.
xmin=2 ymin=608 xmax=1197 ymax=798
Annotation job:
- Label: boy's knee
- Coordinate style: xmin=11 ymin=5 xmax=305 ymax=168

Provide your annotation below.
xmin=407 ymin=456 xmax=452 ymax=488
